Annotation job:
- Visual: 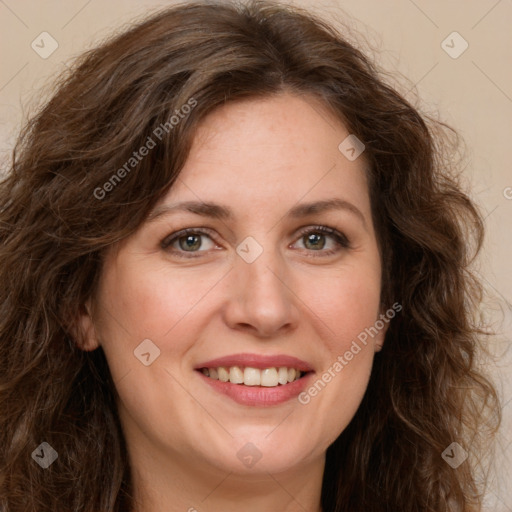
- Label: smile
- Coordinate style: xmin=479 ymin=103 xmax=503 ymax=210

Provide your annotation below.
xmin=195 ymin=353 xmax=314 ymax=406
xmin=200 ymin=366 xmax=304 ymax=387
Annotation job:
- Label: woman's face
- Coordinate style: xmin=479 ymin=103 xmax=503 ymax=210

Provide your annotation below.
xmin=81 ymin=92 xmax=386 ymax=476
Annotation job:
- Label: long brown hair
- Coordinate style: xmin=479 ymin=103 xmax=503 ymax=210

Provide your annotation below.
xmin=0 ymin=1 xmax=500 ymax=510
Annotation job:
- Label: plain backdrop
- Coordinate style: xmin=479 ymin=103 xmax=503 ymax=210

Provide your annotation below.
xmin=0 ymin=0 xmax=511 ymax=509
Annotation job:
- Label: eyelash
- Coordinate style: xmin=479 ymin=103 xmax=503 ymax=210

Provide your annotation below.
xmin=161 ymin=225 xmax=351 ymax=259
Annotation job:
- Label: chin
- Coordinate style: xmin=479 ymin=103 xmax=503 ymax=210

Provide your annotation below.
xmin=200 ymin=432 xmax=319 ymax=476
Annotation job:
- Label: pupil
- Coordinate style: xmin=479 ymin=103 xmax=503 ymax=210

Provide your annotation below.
xmin=180 ymin=235 xmax=201 ymax=251
xmin=305 ymin=233 xmax=325 ymax=250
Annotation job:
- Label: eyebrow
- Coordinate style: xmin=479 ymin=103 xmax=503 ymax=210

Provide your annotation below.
xmin=147 ymin=198 xmax=367 ymax=228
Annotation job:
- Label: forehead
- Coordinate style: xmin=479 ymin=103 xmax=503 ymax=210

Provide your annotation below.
xmin=162 ymin=93 xmax=371 ymax=215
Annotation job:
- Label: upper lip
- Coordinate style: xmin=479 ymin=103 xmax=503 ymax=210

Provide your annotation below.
xmin=195 ymin=353 xmax=314 ymax=372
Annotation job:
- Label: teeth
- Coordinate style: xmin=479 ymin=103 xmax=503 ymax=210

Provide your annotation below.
xmin=261 ymin=368 xmax=278 ymax=387
xmin=278 ymin=367 xmax=288 ymax=385
xmin=218 ymin=367 xmax=229 ymax=382
xmin=201 ymin=365 xmax=305 ymax=386
xmin=229 ymin=366 xmax=244 ymax=384
xmin=243 ymin=367 xmax=261 ymax=386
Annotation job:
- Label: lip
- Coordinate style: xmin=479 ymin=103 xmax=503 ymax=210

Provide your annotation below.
xmin=197 ymin=370 xmax=314 ymax=406
xmin=194 ymin=352 xmax=315 ymax=407
xmin=194 ymin=352 xmax=314 ymax=372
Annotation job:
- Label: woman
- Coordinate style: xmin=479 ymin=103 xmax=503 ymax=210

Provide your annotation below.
xmin=0 ymin=1 xmax=501 ymax=510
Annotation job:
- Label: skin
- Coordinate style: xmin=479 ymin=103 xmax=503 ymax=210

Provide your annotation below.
xmin=79 ymin=92 xmax=388 ymax=512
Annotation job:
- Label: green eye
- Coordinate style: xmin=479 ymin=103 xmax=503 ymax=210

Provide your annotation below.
xmin=161 ymin=225 xmax=351 ymax=259
xmin=161 ymin=228 xmax=218 ymax=256
xmin=292 ymin=226 xmax=351 ymax=255
xmin=178 ymin=234 xmax=204 ymax=251
xmin=302 ymin=232 xmax=327 ymax=250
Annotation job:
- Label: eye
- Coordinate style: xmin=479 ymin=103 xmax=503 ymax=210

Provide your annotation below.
xmin=161 ymin=228 xmax=219 ymax=258
xmin=161 ymin=225 xmax=351 ymax=259
xmin=291 ymin=225 xmax=351 ymax=256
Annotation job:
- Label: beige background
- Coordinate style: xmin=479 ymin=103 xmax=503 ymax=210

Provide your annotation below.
xmin=1 ymin=0 xmax=511 ymax=509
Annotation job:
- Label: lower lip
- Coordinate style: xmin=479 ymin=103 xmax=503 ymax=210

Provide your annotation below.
xmin=197 ymin=371 xmax=313 ymax=406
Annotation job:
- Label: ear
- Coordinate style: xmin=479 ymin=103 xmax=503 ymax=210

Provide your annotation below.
xmin=374 ymin=309 xmax=391 ymax=353
xmin=73 ymin=299 xmax=101 ymax=352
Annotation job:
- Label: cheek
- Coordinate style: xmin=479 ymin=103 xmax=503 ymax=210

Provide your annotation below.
xmin=295 ymin=264 xmax=381 ymax=432
xmin=93 ymin=258 xmax=232 ymax=386
xmin=97 ymin=258 xmax=220 ymax=340
xmin=304 ymin=263 xmax=382 ymax=352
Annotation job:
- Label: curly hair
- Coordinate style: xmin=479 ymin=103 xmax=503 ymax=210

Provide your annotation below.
xmin=0 ymin=1 xmax=501 ymax=510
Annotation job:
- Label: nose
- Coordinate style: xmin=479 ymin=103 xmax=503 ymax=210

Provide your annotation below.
xmin=222 ymin=245 xmax=300 ymax=338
